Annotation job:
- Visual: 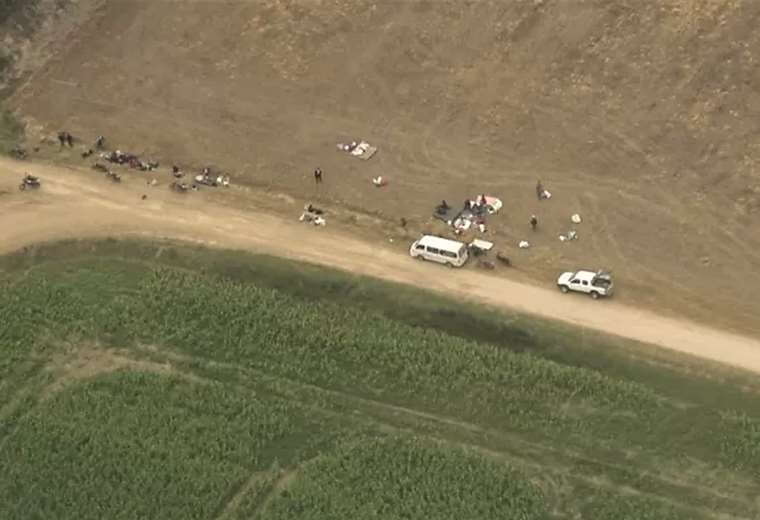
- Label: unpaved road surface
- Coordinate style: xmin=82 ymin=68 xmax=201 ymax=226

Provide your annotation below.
xmin=2 ymin=157 xmax=760 ymax=374
xmin=9 ymin=0 xmax=760 ymax=337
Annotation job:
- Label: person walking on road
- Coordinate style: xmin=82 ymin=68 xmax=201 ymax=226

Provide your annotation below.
xmin=314 ymin=167 xmax=323 ymax=184
xmin=530 ymin=214 xmax=538 ymax=231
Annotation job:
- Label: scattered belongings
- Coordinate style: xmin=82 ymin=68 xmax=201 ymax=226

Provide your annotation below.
xmin=81 ymin=148 xmax=94 ymax=158
xmin=337 ymin=140 xmax=377 ymax=160
xmin=571 ymin=213 xmax=582 ymax=224
xmin=102 ymin=150 xmax=158 ymax=171
xmin=300 ymin=203 xmax=326 ymax=226
xmin=439 ymin=195 xmax=502 ymax=233
xmin=519 ymin=240 xmax=530 ymax=249
xmin=147 ymin=179 xmax=158 ymax=186
xmin=468 ymin=195 xmax=503 ymax=215
xmin=453 ymin=214 xmax=472 ymax=233
xmin=536 ymin=180 xmax=551 ymax=200
xmin=559 ymin=230 xmax=578 ymax=242
xmin=19 ymin=174 xmax=41 ymax=191
xmin=372 ymin=176 xmax=388 ymax=187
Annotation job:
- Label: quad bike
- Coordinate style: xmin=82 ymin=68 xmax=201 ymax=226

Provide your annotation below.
xmin=170 ymin=181 xmax=189 ymax=193
xmin=19 ymin=174 xmax=40 ymax=191
xmin=105 ymin=171 xmax=121 ymax=182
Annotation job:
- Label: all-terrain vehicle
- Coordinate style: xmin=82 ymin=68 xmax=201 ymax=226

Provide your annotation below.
xmin=170 ymin=181 xmax=189 ymax=193
xmin=19 ymin=174 xmax=41 ymax=191
xmin=557 ymin=269 xmax=614 ymax=299
xmin=105 ymin=171 xmax=122 ymax=182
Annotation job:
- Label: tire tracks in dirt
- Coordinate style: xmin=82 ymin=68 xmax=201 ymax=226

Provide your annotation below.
xmin=1 ymin=157 xmax=760 ymax=373
xmin=143 ymin=346 xmax=759 ymax=519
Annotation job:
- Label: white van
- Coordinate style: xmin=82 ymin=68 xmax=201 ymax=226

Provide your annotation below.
xmin=409 ymin=235 xmax=469 ymax=267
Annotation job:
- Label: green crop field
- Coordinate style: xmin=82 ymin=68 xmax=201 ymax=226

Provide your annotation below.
xmin=0 ymin=239 xmax=759 ymax=519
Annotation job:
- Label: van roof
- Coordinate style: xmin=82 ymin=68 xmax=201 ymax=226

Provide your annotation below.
xmin=417 ymin=235 xmax=466 ymax=251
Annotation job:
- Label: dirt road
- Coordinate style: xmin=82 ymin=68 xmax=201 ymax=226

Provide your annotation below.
xmin=2 ymin=157 xmax=760 ymax=374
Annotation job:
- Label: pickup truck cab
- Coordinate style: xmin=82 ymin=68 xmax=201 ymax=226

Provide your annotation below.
xmin=557 ymin=270 xmax=614 ymax=299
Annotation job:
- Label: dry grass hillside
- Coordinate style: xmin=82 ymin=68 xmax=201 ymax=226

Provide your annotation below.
xmin=6 ymin=0 xmax=760 ymax=333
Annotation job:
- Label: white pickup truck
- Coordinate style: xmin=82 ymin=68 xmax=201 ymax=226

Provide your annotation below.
xmin=557 ymin=270 xmax=614 ymax=299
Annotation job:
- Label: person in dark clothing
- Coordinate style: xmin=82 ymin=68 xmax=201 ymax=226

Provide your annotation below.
xmin=57 ymin=132 xmax=66 ymax=147
xmin=95 ymin=135 xmax=105 ymax=149
xmin=65 ymin=133 xmax=74 ymax=147
xmin=314 ymin=167 xmax=323 ymax=184
xmin=536 ymin=180 xmax=544 ymax=200
xmin=530 ymin=214 xmax=538 ymax=231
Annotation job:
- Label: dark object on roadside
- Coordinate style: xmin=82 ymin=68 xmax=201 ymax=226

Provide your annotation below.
xmin=58 ymin=131 xmax=74 ymax=147
xmin=435 ymin=200 xmax=450 ymax=215
xmin=141 ymin=194 xmax=147 ymax=200
xmin=19 ymin=174 xmax=41 ymax=191
xmin=400 ymin=217 xmax=407 ymax=229
xmin=478 ymin=259 xmax=495 ymax=270
xmin=10 ymin=146 xmax=27 ymax=159
xmin=92 ymin=162 xmax=108 ymax=172
xmin=82 ymin=148 xmax=94 ymax=158
xmin=496 ymin=252 xmax=511 ymax=267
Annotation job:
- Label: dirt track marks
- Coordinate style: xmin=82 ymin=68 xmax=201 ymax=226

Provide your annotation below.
xmin=2 ymin=158 xmax=760 ymax=374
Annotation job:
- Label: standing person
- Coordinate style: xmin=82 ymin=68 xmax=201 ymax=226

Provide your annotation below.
xmin=314 ymin=167 xmax=323 ymax=184
xmin=530 ymin=214 xmax=538 ymax=231
xmin=536 ymin=180 xmax=544 ymax=200
xmin=65 ymin=133 xmax=74 ymax=147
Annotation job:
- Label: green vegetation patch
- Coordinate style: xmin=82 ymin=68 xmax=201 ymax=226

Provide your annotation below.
xmin=0 ymin=108 xmax=23 ymax=153
xmin=265 ymin=436 xmax=547 ymax=520
xmin=0 ymin=371 xmax=301 ymax=520
xmin=1 ymin=239 xmax=760 ymax=518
